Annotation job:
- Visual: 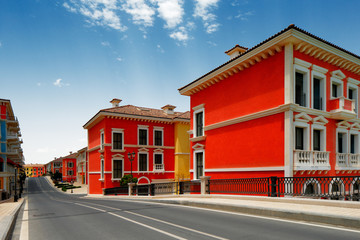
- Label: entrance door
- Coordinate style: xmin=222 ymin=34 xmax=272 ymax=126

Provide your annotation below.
xmin=195 ymin=152 xmax=203 ymax=179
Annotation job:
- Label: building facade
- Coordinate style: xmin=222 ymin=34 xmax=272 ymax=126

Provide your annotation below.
xmin=76 ymin=147 xmax=87 ymax=184
xmin=83 ymin=99 xmax=190 ymax=194
xmin=179 ymin=25 xmax=360 ymax=180
xmin=0 ymin=99 xmax=24 ymax=199
xmin=61 ymin=152 xmax=77 ymax=182
xmin=24 ymin=164 xmax=45 ymax=177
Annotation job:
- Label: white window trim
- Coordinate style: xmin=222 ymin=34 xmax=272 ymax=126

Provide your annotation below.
xmin=138 ymin=152 xmax=149 ymax=172
xmin=349 ymin=130 xmax=359 ymax=154
xmin=311 ymin=70 xmax=327 ymax=111
xmin=347 ymin=82 xmax=358 ymax=117
xmin=193 ymin=149 xmax=205 ymax=180
xmin=68 ymin=162 xmax=73 ymax=168
xmin=112 ymin=129 xmax=124 ymax=151
xmin=111 ymin=158 xmax=124 ymax=180
xmin=330 ymin=77 xmax=344 ymax=99
xmin=312 ymin=124 xmax=326 ymax=151
xmin=294 ymin=121 xmax=310 ymax=150
xmin=138 ymin=126 xmax=149 ymax=146
xmin=193 ymin=107 xmax=205 ymax=137
xmin=336 ymin=128 xmax=348 ymax=153
xmin=153 ymin=127 xmax=164 ymax=146
xmin=99 ymin=157 xmax=104 ymax=181
xmin=294 ymin=63 xmax=310 ymax=108
xmin=100 ymin=129 xmax=105 ymax=150
xmin=68 ymin=170 xmax=73 ymax=176
xmin=153 ymin=152 xmax=164 ymax=171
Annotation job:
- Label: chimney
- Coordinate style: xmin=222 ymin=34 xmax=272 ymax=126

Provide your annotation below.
xmin=161 ymin=104 xmax=176 ymax=115
xmin=225 ymin=45 xmax=248 ymax=59
xmin=110 ymin=98 xmax=122 ymax=107
xmin=69 ymin=151 xmax=73 ymax=154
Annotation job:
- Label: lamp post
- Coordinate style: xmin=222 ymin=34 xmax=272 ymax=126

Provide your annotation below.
xmin=127 ymin=152 xmax=135 ymax=179
xmin=14 ymin=166 xmax=18 ymax=202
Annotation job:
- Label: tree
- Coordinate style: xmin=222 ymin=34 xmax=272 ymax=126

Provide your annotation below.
xmin=120 ymin=174 xmax=138 ymax=186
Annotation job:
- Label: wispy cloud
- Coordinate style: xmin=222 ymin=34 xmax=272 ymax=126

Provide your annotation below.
xmin=53 ymin=78 xmax=70 ymax=87
xmin=235 ymin=10 xmax=254 ymax=21
xmin=101 ymin=41 xmax=110 ymax=46
xmin=0 ymin=41 xmax=2 ymax=48
xmin=193 ymin=0 xmax=220 ymax=34
xmin=63 ymin=0 xmax=126 ymax=31
xmin=157 ymin=44 xmax=165 ymax=53
xmin=37 ymin=82 xmax=42 ymax=87
xmin=116 ymin=57 xmax=123 ymax=61
xmin=169 ymin=26 xmax=189 ymax=43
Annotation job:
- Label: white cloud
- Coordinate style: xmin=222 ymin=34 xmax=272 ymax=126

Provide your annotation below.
xmin=169 ymin=26 xmax=188 ymax=42
xmin=193 ymin=0 xmax=220 ymax=34
xmin=157 ymin=44 xmax=164 ymax=53
xmin=101 ymin=41 xmax=110 ymax=46
xmin=64 ymin=0 xmax=127 ymax=31
xmin=121 ymin=0 xmax=155 ymax=27
xmin=153 ymin=0 xmax=184 ymax=29
xmin=116 ymin=57 xmax=123 ymax=61
xmin=37 ymin=82 xmax=42 ymax=87
xmin=53 ymin=78 xmax=70 ymax=87
xmin=0 ymin=42 xmax=2 ymax=48
xmin=235 ymin=10 xmax=254 ymax=21
xmin=207 ymin=41 xmax=217 ymax=47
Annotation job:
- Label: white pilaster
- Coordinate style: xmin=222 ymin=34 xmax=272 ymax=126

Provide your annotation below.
xmin=284 ymin=43 xmax=294 ymax=104
xmin=284 ymin=110 xmax=294 ymax=177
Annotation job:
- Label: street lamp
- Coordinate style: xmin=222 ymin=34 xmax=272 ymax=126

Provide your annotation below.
xmin=14 ymin=166 xmax=18 ymax=202
xmin=127 ymin=152 xmax=135 ymax=178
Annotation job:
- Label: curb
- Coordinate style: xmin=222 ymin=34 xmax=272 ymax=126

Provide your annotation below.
xmin=1 ymin=199 xmax=25 ymax=240
xmin=141 ymin=199 xmax=360 ymax=230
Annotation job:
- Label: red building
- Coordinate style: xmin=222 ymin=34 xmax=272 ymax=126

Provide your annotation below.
xmin=24 ymin=164 xmax=45 ymax=177
xmin=83 ymin=99 xmax=190 ymax=195
xmin=61 ymin=152 xmax=77 ymax=182
xmin=179 ymin=25 xmax=360 ymax=180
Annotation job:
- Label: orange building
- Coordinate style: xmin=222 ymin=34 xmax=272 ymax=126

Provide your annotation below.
xmin=24 ymin=164 xmax=45 ymax=177
xmin=179 ymin=25 xmax=360 ymax=180
xmin=83 ymin=99 xmax=190 ymax=194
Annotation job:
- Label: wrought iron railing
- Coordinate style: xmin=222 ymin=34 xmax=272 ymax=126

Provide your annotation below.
xmin=180 ymin=180 xmax=201 ymax=194
xmin=208 ymin=178 xmax=270 ymax=195
xmin=103 ymin=186 xmax=129 ymax=195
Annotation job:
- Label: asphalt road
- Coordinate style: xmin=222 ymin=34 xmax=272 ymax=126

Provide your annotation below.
xmin=13 ymin=177 xmax=360 ymax=240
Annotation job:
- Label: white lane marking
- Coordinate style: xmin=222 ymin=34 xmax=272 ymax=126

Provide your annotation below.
xmin=74 ymin=203 xmax=187 ymax=240
xmin=83 ymin=202 xmax=229 ymax=240
xmin=103 ymin=199 xmax=360 ymax=234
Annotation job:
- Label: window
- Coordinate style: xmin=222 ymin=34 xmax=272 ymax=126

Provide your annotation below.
xmin=348 ymin=84 xmax=358 ymax=114
xmin=331 ymin=78 xmax=343 ymax=98
xmin=350 ymin=132 xmax=359 ymax=154
xmin=68 ymin=170 xmax=73 ymax=176
xmin=154 ymin=154 xmax=163 ymax=165
xmin=195 ymin=111 xmax=203 ymax=137
xmin=337 ymin=131 xmax=347 ymax=153
xmin=100 ymin=157 xmax=104 ymax=180
xmin=112 ymin=159 xmax=123 ymax=179
xmin=295 ymin=127 xmax=304 ymax=150
xmin=154 ymin=129 xmax=163 ymax=146
xmin=68 ymin=162 xmax=73 ymax=168
xmin=195 ymin=152 xmax=204 ymax=179
xmin=313 ymin=130 xmax=321 ymax=151
xmin=139 ymin=153 xmax=148 ymax=171
xmin=112 ymin=131 xmax=123 ymax=150
xmin=100 ymin=131 xmax=105 ymax=150
xmin=295 ymin=72 xmax=306 ymax=107
xmin=138 ymin=128 xmax=148 ymax=145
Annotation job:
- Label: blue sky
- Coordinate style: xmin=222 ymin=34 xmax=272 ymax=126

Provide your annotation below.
xmin=1 ymin=0 xmax=360 ymax=164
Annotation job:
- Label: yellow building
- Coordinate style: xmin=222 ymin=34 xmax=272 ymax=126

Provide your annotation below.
xmin=174 ymin=122 xmax=190 ymax=181
xmin=24 ymin=164 xmax=45 ymax=177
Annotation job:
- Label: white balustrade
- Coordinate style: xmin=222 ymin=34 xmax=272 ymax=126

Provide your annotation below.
xmin=337 ymin=153 xmax=360 ymax=168
xmin=154 ymin=164 xmax=164 ymax=172
xmin=294 ymin=150 xmax=330 ymax=169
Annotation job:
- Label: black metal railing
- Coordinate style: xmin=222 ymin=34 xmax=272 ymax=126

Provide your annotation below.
xmin=103 ymin=186 xmax=128 ymax=195
xmin=209 ymin=178 xmax=270 ymax=195
xmin=208 ymin=176 xmax=360 ymax=200
xmin=181 ymin=180 xmax=201 ymax=194
xmin=153 ymin=182 xmax=178 ymax=195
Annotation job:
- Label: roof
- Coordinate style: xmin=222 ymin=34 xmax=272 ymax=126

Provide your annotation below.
xmin=84 ymin=104 xmax=190 ymax=129
xmin=179 ymin=24 xmax=360 ymax=96
xmin=24 ymin=164 xmax=45 ymax=168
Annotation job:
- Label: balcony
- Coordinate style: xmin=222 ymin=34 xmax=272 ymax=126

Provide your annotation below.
xmin=293 ymin=150 xmax=330 ymax=170
xmin=328 ymin=97 xmax=356 ymax=120
xmin=336 ymin=153 xmax=360 ymax=170
xmin=154 ymin=164 xmax=165 ymax=172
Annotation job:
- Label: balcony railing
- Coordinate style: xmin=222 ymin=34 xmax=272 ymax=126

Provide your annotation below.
xmin=336 ymin=153 xmax=360 ymax=169
xmin=154 ymin=164 xmax=164 ymax=172
xmin=328 ymin=97 xmax=356 ymax=119
xmin=293 ymin=150 xmax=330 ymax=170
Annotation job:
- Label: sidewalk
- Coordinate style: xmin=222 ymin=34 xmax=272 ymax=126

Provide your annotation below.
xmin=0 ymin=198 xmax=24 ymax=240
xmin=45 ymin=176 xmax=88 ymax=194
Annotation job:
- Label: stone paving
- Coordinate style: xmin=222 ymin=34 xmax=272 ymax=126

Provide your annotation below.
xmin=0 ymin=198 xmax=24 ymax=240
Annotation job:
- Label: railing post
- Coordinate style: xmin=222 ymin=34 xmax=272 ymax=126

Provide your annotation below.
xmin=179 ymin=182 xmax=184 ymax=195
xmin=150 ymin=184 xmax=155 ymax=196
xmin=128 ymin=183 xmax=136 ymax=196
xmin=200 ymin=176 xmax=211 ymax=195
xmin=270 ymin=176 xmax=278 ymax=197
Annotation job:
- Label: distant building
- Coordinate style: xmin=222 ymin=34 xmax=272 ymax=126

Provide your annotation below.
xmin=61 ymin=152 xmax=77 ymax=182
xmin=0 ymin=99 xmax=24 ymax=199
xmin=179 ymin=25 xmax=360 ymax=183
xmin=24 ymin=164 xmax=46 ymax=177
xmin=83 ymin=99 xmax=190 ymax=194
xmin=76 ymin=147 xmax=87 ymax=185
